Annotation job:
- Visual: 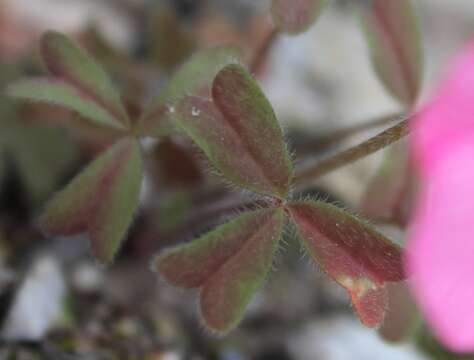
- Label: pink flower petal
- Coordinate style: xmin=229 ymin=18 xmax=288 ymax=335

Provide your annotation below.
xmin=412 ymin=41 xmax=474 ymax=173
xmin=407 ymin=141 xmax=474 ymax=351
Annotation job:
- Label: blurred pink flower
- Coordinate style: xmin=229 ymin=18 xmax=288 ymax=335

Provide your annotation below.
xmin=407 ymin=41 xmax=474 ymax=352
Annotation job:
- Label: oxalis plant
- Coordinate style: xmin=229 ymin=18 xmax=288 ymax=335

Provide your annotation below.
xmin=6 ymin=0 xmax=422 ymax=334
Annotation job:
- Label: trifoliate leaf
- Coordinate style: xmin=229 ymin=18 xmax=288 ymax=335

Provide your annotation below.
xmin=39 ymin=138 xmax=143 ymax=264
xmin=271 ymin=0 xmax=329 ymax=34
xmin=289 ymin=201 xmax=404 ymax=327
xmin=155 ymin=208 xmax=285 ymax=333
xmin=360 ymin=0 xmax=423 ymax=107
xmin=176 ymin=64 xmax=292 ymax=198
xmin=7 ymin=79 xmax=126 ymax=131
xmin=136 ymin=45 xmax=242 ymax=138
xmin=40 ymin=31 xmax=130 ymax=128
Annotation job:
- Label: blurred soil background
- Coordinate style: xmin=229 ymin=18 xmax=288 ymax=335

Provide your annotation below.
xmin=0 ymin=0 xmax=474 ymax=359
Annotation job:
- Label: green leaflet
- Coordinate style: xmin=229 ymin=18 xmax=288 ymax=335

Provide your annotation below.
xmin=136 ymin=45 xmax=242 ymax=138
xmin=289 ymin=200 xmax=404 ymax=327
xmin=41 ymin=31 xmax=130 ymax=128
xmin=212 ymin=64 xmax=293 ymax=196
xmin=360 ymin=0 xmax=423 ymax=107
xmin=155 ymin=208 xmax=285 ymax=333
xmin=271 ymin=0 xmax=329 ymax=34
xmin=175 ymin=64 xmax=293 ymax=198
xmin=39 ymin=138 xmax=143 ymax=264
xmin=7 ymin=79 xmax=127 ymax=131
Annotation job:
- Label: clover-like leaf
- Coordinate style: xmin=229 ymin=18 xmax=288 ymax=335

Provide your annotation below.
xmin=360 ymin=0 xmax=423 ymax=106
xmin=39 ymin=138 xmax=143 ymax=264
xmin=289 ymin=201 xmax=404 ymax=327
xmin=271 ymin=0 xmax=329 ymax=34
xmin=7 ymin=79 xmax=127 ymax=131
xmin=40 ymin=31 xmax=130 ymax=128
xmin=155 ymin=208 xmax=285 ymax=333
xmin=175 ymin=64 xmax=293 ymax=198
xmin=137 ymin=45 xmax=242 ymax=137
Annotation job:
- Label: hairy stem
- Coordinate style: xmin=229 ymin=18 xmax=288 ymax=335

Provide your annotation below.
xmin=297 ymin=111 xmax=405 ymax=156
xmin=294 ymin=117 xmax=411 ymax=185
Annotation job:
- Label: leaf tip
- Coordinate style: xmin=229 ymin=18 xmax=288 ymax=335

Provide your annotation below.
xmin=40 ymin=30 xmax=69 ymax=69
xmin=349 ymin=282 xmax=388 ymax=328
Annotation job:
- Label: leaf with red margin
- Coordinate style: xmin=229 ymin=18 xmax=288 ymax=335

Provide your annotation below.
xmin=360 ymin=0 xmax=423 ymax=107
xmin=39 ymin=138 xmax=143 ymax=264
xmin=271 ymin=0 xmax=329 ymax=34
xmin=176 ymin=64 xmax=292 ymax=198
xmin=154 ymin=208 xmax=285 ymax=333
xmin=136 ymin=45 xmax=242 ymax=138
xmin=289 ymin=201 xmax=404 ymax=327
xmin=40 ymin=31 xmax=130 ymax=129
